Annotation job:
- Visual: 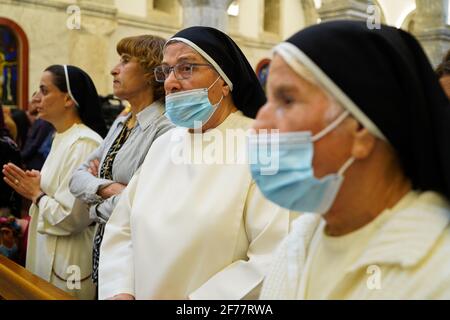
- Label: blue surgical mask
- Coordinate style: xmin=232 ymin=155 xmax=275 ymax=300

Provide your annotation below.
xmin=248 ymin=110 xmax=354 ymax=214
xmin=0 ymin=243 xmax=18 ymax=258
xmin=165 ymin=76 xmax=224 ymax=128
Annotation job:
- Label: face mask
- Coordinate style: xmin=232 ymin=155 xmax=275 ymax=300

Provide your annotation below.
xmin=165 ymin=76 xmax=224 ymax=128
xmin=0 ymin=244 xmax=18 ymax=258
xmin=248 ymin=110 xmax=354 ymax=214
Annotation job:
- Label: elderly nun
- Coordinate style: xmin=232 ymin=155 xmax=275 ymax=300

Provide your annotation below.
xmin=98 ymin=26 xmax=293 ymax=300
xmin=248 ymin=20 xmax=450 ymax=299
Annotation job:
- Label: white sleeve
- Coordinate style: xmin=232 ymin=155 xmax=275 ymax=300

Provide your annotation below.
xmin=36 ymin=139 xmax=100 ymax=236
xmin=98 ymin=169 xmax=141 ymax=299
xmin=189 ymin=182 xmax=292 ymax=300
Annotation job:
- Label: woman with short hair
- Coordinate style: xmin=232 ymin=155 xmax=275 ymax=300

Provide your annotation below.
xmin=69 ymin=35 xmax=174 ymax=289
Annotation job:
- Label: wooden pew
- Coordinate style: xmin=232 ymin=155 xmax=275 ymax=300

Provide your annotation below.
xmin=0 ymin=255 xmax=76 ymax=300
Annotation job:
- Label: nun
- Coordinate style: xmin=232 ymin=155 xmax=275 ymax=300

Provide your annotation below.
xmin=98 ymin=26 xmax=293 ymax=300
xmin=69 ymin=35 xmax=174 ymax=290
xmin=249 ymin=21 xmax=450 ymax=299
xmin=3 ymin=65 xmax=106 ymax=299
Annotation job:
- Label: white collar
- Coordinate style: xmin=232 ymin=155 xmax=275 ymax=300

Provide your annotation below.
xmin=347 ymin=191 xmax=450 ymax=271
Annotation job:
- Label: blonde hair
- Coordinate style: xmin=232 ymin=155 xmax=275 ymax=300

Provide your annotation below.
xmin=117 ymin=35 xmax=166 ymax=101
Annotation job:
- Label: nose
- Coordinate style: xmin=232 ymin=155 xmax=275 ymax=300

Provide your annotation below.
xmin=252 ymin=102 xmax=277 ymax=131
xmin=111 ymin=63 xmax=119 ymax=76
xmin=164 ymin=69 xmax=182 ymax=95
xmin=33 ymin=92 xmax=43 ymax=108
xmin=33 ymin=91 xmax=42 ymax=102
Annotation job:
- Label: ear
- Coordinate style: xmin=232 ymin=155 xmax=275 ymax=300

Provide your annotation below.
xmin=64 ymin=94 xmax=76 ymax=109
xmin=350 ymin=125 xmax=376 ymax=160
xmin=221 ymin=81 xmax=231 ymax=97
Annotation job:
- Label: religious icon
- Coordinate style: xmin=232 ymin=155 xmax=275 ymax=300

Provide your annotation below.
xmin=0 ymin=26 xmax=18 ymax=106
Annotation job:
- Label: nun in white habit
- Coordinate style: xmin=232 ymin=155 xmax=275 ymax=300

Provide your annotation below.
xmin=251 ymin=21 xmax=450 ymax=300
xmin=98 ymin=27 xmax=295 ymax=300
xmin=3 ymin=65 xmax=107 ymax=299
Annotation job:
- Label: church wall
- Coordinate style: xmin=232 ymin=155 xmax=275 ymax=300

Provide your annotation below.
xmin=1 ymin=0 xmax=448 ymax=103
xmin=1 ymin=1 xmax=73 ymax=102
xmin=1 ymin=0 xmax=280 ymax=100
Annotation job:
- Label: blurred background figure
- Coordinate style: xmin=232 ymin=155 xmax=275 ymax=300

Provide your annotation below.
xmin=21 ymin=92 xmax=54 ymax=171
xmin=9 ymin=107 xmax=30 ymax=150
xmin=98 ymin=94 xmax=126 ymax=131
xmin=436 ymin=50 xmax=450 ymax=99
xmin=0 ymin=102 xmax=21 ymax=219
xmin=0 ymin=102 xmax=22 ymax=263
xmin=1 ymin=105 xmax=17 ymax=142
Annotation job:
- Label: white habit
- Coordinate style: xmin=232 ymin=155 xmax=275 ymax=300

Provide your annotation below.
xmin=261 ymin=191 xmax=450 ymax=299
xmin=99 ymin=112 xmax=294 ymax=299
xmin=26 ymin=123 xmax=102 ymax=299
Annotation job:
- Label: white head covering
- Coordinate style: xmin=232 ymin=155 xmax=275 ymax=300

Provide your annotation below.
xmin=63 ymin=64 xmax=80 ymax=107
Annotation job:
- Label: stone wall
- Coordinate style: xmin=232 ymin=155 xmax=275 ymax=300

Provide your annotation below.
xmin=1 ymin=0 xmax=448 ymax=102
xmin=0 ymin=0 xmax=285 ymax=99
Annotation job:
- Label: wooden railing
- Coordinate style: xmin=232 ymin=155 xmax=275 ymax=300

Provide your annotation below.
xmin=0 ymin=255 xmax=75 ymax=300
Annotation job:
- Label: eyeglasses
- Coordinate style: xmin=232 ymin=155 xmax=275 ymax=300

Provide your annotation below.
xmin=154 ymin=63 xmax=212 ymax=83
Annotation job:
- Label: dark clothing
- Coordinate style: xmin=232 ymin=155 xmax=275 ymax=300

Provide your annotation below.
xmin=92 ymin=117 xmax=133 ymax=285
xmin=0 ymin=135 xmax=22 ymax=217
xmin=10 ymin=108 xmax=30 ymax=149
xmin=62 ymin=65 xmax=107 ymax=137
xmin=21 ymin=119 xmax=54 ymax=170
xmin=38 ymin=130 xmax=54 ymax=159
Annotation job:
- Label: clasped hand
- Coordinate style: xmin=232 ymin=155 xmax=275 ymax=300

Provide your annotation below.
xmin=2 ymin=163 xmax=43 ymax=203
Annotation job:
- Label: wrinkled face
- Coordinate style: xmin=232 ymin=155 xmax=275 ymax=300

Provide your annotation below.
xmin=34 ymin=71 xmax=73 ymax=124
xmin=111 ymin=54 xmax=151 ymax=100
xmin=162 ymin=42 xmax=225 ymax=105
xmin=253 ymin=54 xmax=354 ymax=178
xmin=439 ymin=75 xmax=450 ymax=100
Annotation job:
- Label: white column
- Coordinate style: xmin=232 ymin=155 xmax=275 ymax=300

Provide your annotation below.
xmin=282 ymin=0 xmax=308 ymax=39
xmin=318 ymin=0 xmax=376 ymax=22
xmin=414 ymin=0 xmax=450 ymax=67
xmin=178 ymin=0 xmax=234 ymax=32
xmin=237 ymin=0 xmax=261 ymax=39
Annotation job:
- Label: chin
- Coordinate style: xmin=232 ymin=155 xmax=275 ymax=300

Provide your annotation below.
xmin=113 ymin=91 xmax=125 ymax=100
